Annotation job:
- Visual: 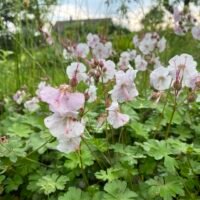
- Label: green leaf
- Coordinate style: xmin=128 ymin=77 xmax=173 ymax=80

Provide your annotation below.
xmin=141 ymin=140 xmax=171 ymax=160
xmin=164 ymin=107 xmax=183 ymax=125
xmin=164 ymin=155 xmax=178 ymax=173
xmin=129 ymin=122 xmax=149 ymax=139
xmin=64 ymin=144 xmax=94 ymax=169
xmin=36 ymin=174 xmax=69 ymax=195
xmin=146 ymin=176 xmax=185 ymax=200
xmin=95 ymin=168 xmax=121 ymax=181
xmin=8 ymin=123 xmax=32 ymax=138
xmin=111 ymin=143 xmax=145 ymax=166
xmin=0 ymin=136 xmax=26 ymax=162
xmin=103 ymin=180 xmax=137 ymax=200
xmin=58 ymin=187 xmax=90 ymax=200
xmin=4 ymin=175 xmax=23 ymax=193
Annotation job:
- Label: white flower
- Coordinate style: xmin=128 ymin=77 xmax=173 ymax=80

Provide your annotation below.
xmin=66 ymin=62 xmax=87 ymax=83
xmin=153 ymin=57 xmax=162 ymax=69
xmin=44 ymin=113 xmax=84 ymax=139
xmin=110 ymin=69 xmax=138 ymax=103
xmin=75 ymin=43 xmax=89 ymax=58
xmin=105 ymin=42 xmax=112 ymax=56
xmin=192 ymin=26 xmax=200 ymax=40
xmin=100 ymin=60 xmax=116 ymax=83
xmin=185 ymin=72 xmax=200 ymax=89
xmin=150 ymin=67 xmax=172 ymax=91
xmin=138 ymin=33 xmax=156 ymax=55
xmin=135 ymin=55 xmax=148 ymax=71
xmin=13 ymin=90 xmax=26 ymax=104
xmin=92 ymin=43 xmax=108 ymax=59
xmin=168 ymin=54 xmax=197 ymax=87
xmin=56 ymin=137 xmax=81 ymax=153
xmin=36 ymin=81 xmax=48 ymax=96
xmin=87 ymin=33 xmax=100 ymax=48
xmin=157 ymin=37 xmax=166 ymax=52
xmin=133 ymin=35 xmax=139 ymax=47
xmin=85 ymin=85 xmax=97 ymax=103
xmin=129 ymin=50 xmax=137 ymax=60
xmin=107 ymin=102 xmax=129 ymax=129
xmin=63 ymin=49 xmax=73 ymax=60
xmin=24 ymin=97 xmax=40 ymax=112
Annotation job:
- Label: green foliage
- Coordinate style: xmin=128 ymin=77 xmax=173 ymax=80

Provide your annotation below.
xmin=103 ymin=180 xmax=137 ymax=200
xmin=36 ymin=174 xmax=69 ymax=195
xmin=2 ymin=1 xmax=200 ymax=199
xmin=146 ymin=176 xmax=185 ymax=200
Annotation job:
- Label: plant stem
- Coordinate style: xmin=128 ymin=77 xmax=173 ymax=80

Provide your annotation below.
xmin=77 ymin=148 xmax=89 ymax=187
xmin=165 ymin=90 xmax=177 ymax=138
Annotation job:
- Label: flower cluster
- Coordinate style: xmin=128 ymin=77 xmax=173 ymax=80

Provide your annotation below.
xmin=150 ymin=54 xmax=200 ymax=94
xmin=132 ymin=32 xmax=166 ymax=70
xmin=173 ymin=6 xmax=200 ymax=40
xmin=31 ymin=33 xmax=200 ymax=154
xmin=38 ymin=84 xmax=85 ymax=153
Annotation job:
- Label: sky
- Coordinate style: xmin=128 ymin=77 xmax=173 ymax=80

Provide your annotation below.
xmin=48 ymin=0 xmax=154 ymax=31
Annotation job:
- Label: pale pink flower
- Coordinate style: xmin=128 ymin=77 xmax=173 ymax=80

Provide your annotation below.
xmin=192 ymin=26 xmax=200 ymax=40
xmin=185 ymin=72 xmax=200 ymax=89
xmin=105 ymin=42 xmax=112 ymax=56
xmin=13 ymin=90 xmax=26 ymax=104
xmin=74 ymin=43 xmax=89 ymax=58
xmin=36 ymin=81 xmax=48 ymax=96
xmin=24 ymin=97 xmax=40 ymax=112
xmin=110 ymin=69 xmax=138 ymax=103
xmin=85 ymin=85 xmax=97 ymax=103
xmin=157 ymin=37 xmax=166 ymax=52
xmin=133 ymin=35 xmax=139 ymax=47
xmin=100 ymin=60 xmax=116 ymax=83
xmin=168 ymin=54 xmax=197 ymax=87
xmin=150 ymin=67 xmax=172 ymax=91
xmin=57 ymin=137 xmax=81 ymax=153
xmin=39 ymin=84 xmax=85 ymax=116
xmin=44 ymin=113 xmax=84 ymax=139
xmin=107 ymin=102 xmax=129 ymax=129
xmin=135 ymin=55 xmax=148 ymax=71
xmin=138 ymin=33 xmax=157 ymax=55
xmin=92 ymin=43 xmax=108 ymax=59
xmin=87 ymin=33 xmax=100 ymax=48
xmin=66 ymin=62 xmax=87 ymax=83
xmin=129 ymin=50 xmax=137 ymax=61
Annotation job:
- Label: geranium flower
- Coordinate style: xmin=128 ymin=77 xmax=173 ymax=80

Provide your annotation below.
xmin=138 ymin=33 xmax=157 ymax=55
xmin=135 ymin=55 xmax=148 ymax=71
xmin=44 ymin=113 xmax=84 ymax=139
xmin=87 ymin=33 xmax=100 ymax=48
xmin=107 ymin=102 xmax=129 ymax=129
xmin=24 ymin=97 xmax=40 ymax=112
xmin=85 ymin=85 xmax=97 ymax=103
xmin=100 ymin=60 xmax=116 ymax=83
xmin=75 ymin=43 xmax=89 ymax=58
xmin=66 ymin=62 xmax=88 ymax=83
xmin=110 ymin=69 xmax=138 ymax=103
xmin=192 ymin=26 xmax=200 ymax=40
xmin=39 ymin=84 xmax=85 ymax=116
xmin=157 ymin=37 xmax=166 ymax=52
xmin=92 ymin=43 xmax=108 ymax=59
xmin=150 ymin=67 xmax=172 ymax=91
xmin=118 ymin=52 xmax=130 ymax=70
xmin=168 ymin=54 xmax=197 ymax=87
xmin=56 ymin=137 xmax=81 ymax=153
xmin=13 ymin=90 xmax=26 ymax=104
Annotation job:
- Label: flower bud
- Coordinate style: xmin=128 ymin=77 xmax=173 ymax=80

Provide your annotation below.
xmin=173 ymin=80 xmax=182 ymax=91
xmin=70 ymin=77 xmax=78 ymax=87
xmin=187 ymin=92 xmax=196 ymax=103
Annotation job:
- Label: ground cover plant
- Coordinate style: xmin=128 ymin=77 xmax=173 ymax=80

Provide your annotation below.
xmin=1 ymin=1 xmax=200 ymax=200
